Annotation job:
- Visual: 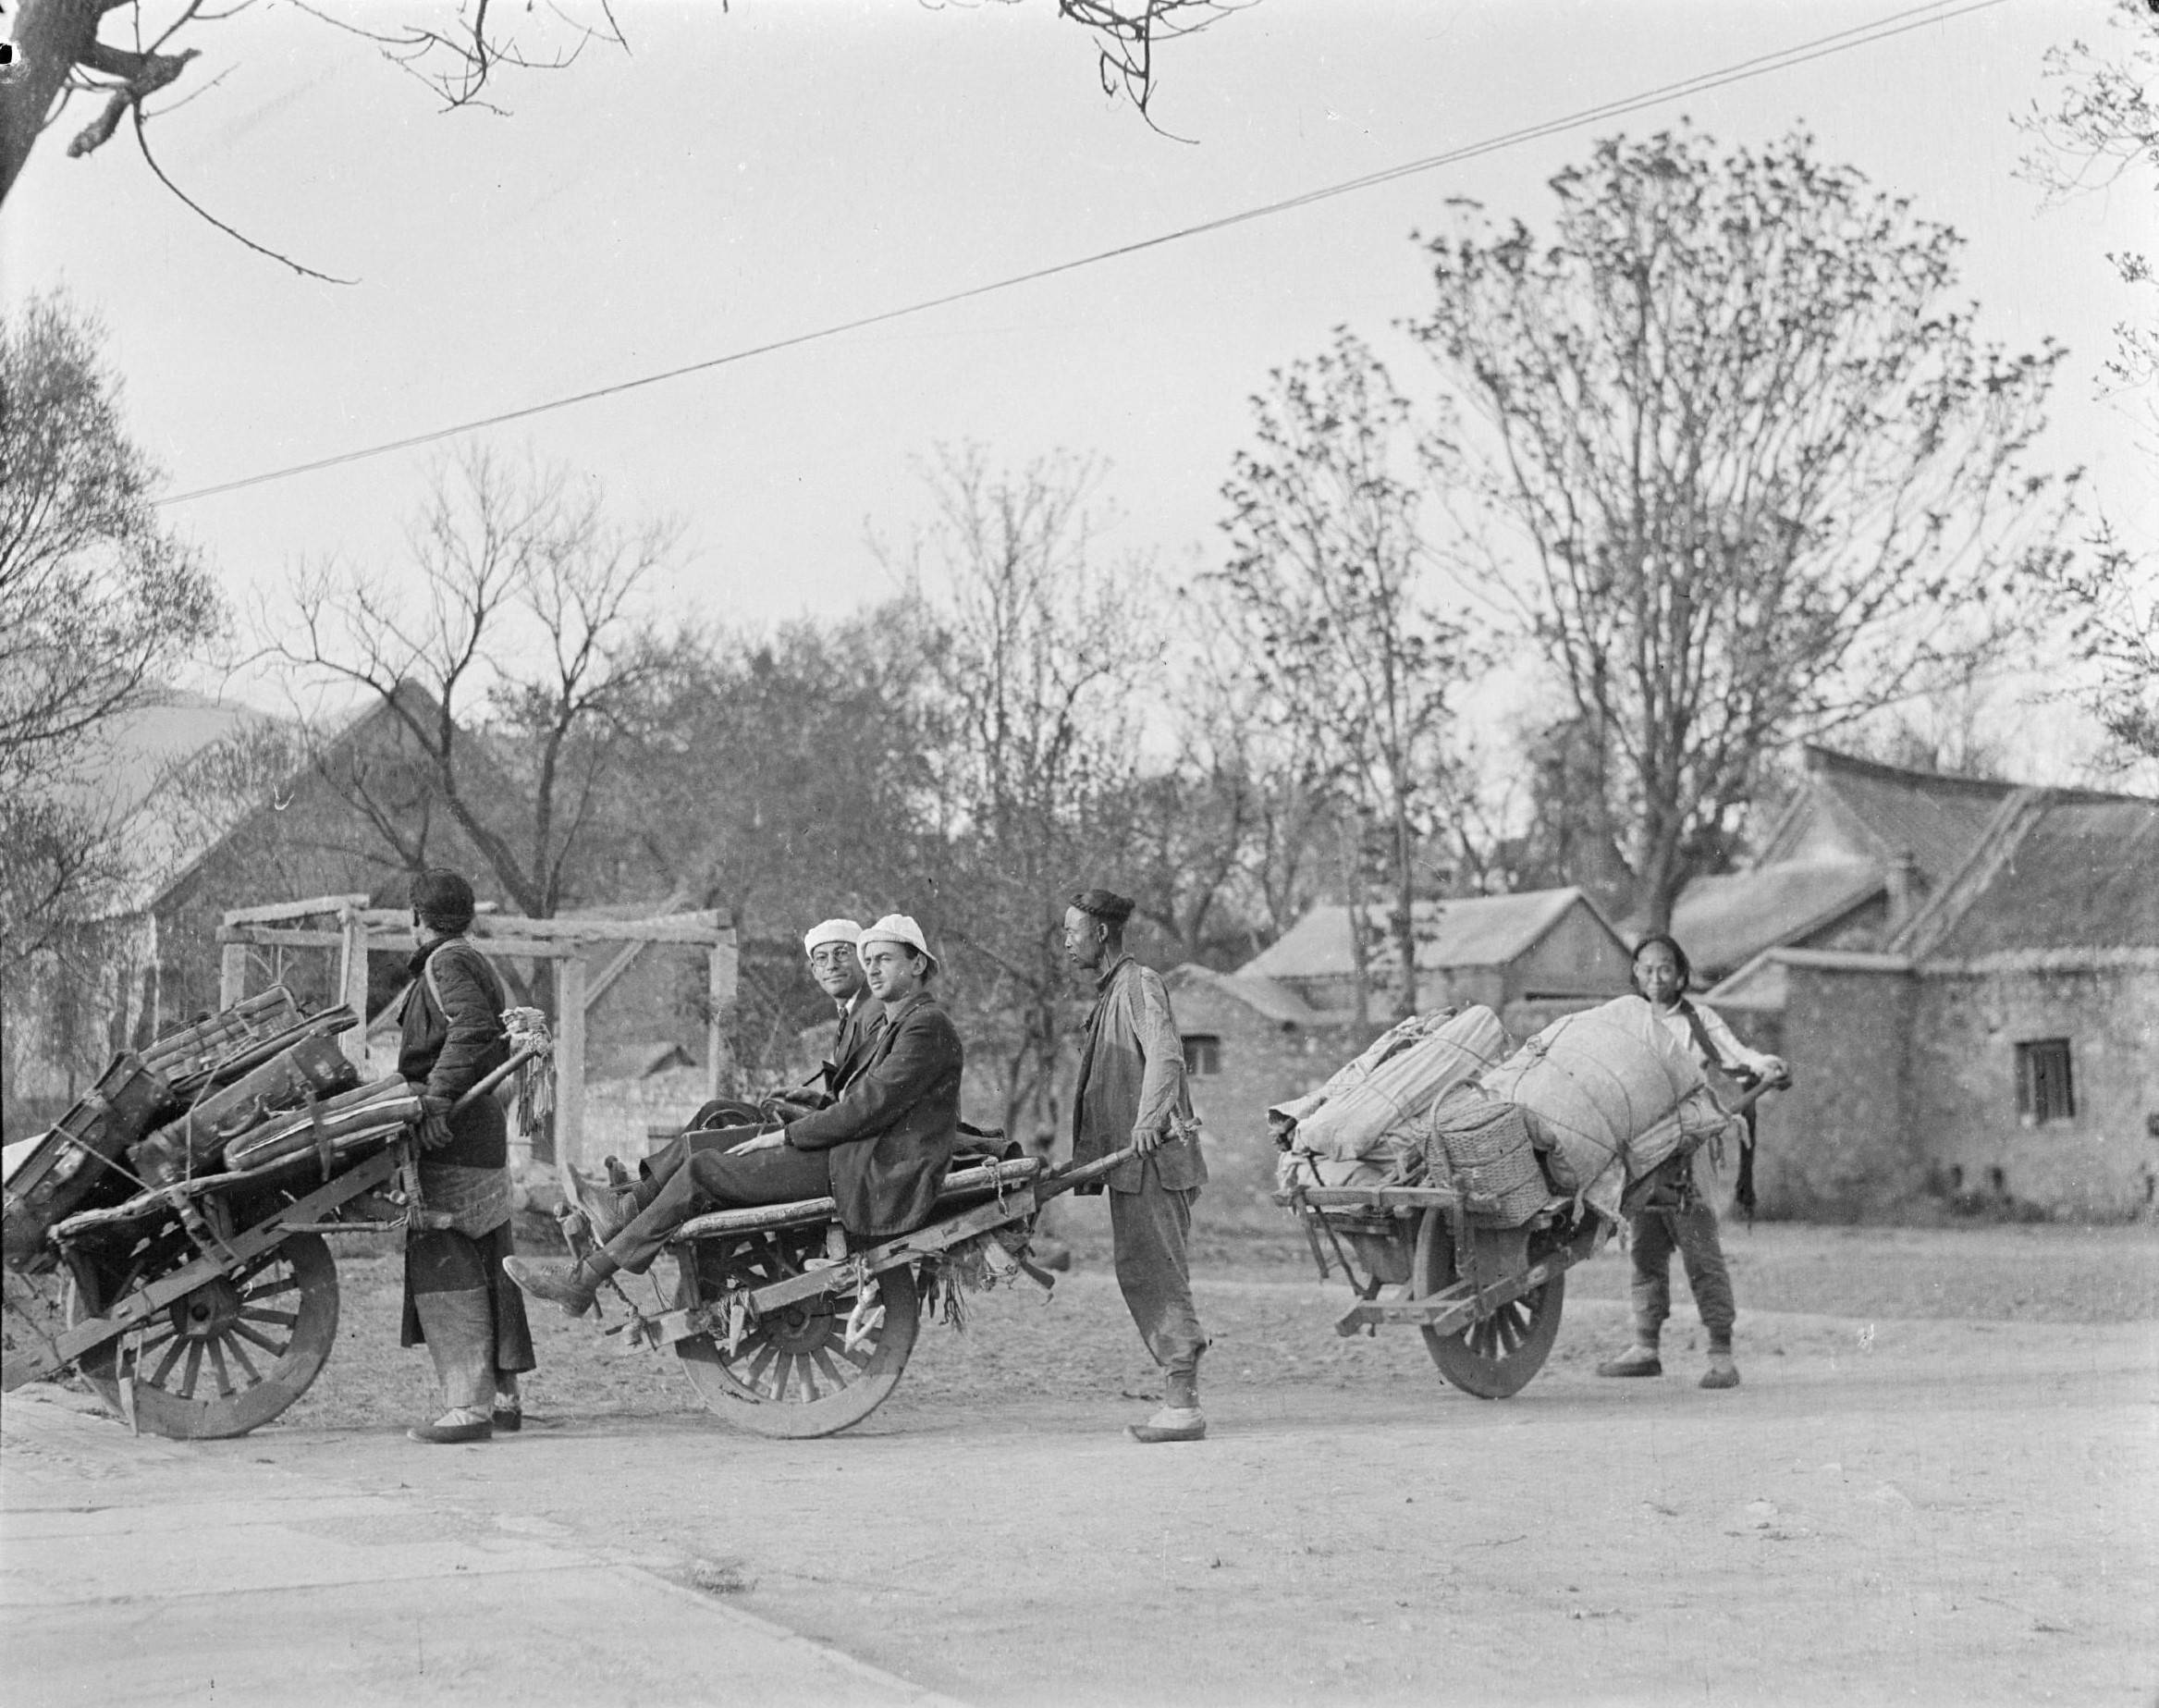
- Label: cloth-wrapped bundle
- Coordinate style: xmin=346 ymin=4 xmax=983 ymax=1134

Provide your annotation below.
xmin=1478 ymin=996 xmax=1737 ymax=1221
xmin=1274 ymin=1006 xmax=1512 ymax=1189
xmin=222 ymin=1076 xmax=421 ymax=1172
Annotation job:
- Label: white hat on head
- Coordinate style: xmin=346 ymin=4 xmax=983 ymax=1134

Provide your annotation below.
xmin=858 ymin=913 xmax=937 ymax=971
xmin=803 ymin=918 xmax=864 ymax=955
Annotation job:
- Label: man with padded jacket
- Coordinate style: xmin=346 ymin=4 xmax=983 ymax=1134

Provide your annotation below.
xmin=399 ymin=868 xmax=537 ymax=1444
xmin=506 ymin=913 xmax=963 ymax=1317
xmin=1063 ymin=887 xmax=1210 ymax=1444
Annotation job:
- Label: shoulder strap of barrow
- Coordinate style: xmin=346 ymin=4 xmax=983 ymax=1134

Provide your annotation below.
xmin=1676 ymin=1001 xmax=1758 ymax=1223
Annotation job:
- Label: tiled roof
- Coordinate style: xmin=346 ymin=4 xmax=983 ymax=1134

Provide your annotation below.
xmin=1659 ymin=861 xmax=1883 ymax=979
xmin=1927 ymin=797 xmax=2159 ymax=955
xmin=1166 ymin=965 xmax=1323 ymax=1027
xmin=1239 ymin=889 xmax=1611 ymax=980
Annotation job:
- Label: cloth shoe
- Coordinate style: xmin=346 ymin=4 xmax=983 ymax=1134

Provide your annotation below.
xmin=503 ymin=1256 xmax=600 ymax=1317
xmin=409 ymin=1410 xmax=493 ymax=1444
xmin=565 ymin=1165 xmax=631 ymax=1245
xmin=1595 ymin=1344 xmax=1663 ymax=1378
xmin=1128 ymin=1406 xmax=1207 ymax=1444
xmin=1699 ymin=1351 xmax=1741 ymax=1390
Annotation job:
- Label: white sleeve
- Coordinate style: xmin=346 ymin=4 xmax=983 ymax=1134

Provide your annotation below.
xmin=1695 ymin=1003 xmax=1778 ymax=1075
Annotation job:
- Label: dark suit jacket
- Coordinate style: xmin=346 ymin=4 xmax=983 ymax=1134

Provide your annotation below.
xmin=783 ymin=991 xmax=963 ymax=1238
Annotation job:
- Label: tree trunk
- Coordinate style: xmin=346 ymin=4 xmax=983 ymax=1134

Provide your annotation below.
xmin=1 ymin=0 xmax=99 ymax=205
xmin=1390 ymin=788 xmax=1418 ymax=1020
xmin=1337 ymin=821 xmax=1370 ymax=1028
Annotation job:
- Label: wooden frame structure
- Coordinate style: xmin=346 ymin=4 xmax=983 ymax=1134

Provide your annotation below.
xmin=215 ymin=894 xmax=737 ymax=1168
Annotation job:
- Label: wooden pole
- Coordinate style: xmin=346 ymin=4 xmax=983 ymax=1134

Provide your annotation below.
xmin=554 ymin=952 xmax=587 ymax=1173
xmin=218 ymin=942 xmax=250 ymax=1010
xmin=706 ymin=928 xmax=738 ymax=1101
xmin=337 ymin=907 xmax=371 ymax=1074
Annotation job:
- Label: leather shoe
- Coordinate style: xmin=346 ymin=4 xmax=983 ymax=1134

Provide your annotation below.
xmin=408 ymin=1418 xmax=493 ymax=1444
xmin=565 ymin=1165 xmax=631 ymax=1245
xmin=1128 ymin=1406 xmax=1207 ymax=1444
xmin=504 ymin=1255 xmax=599 ymax=1317
xmin=491 ymin=1407 xmax=522 ymax=1432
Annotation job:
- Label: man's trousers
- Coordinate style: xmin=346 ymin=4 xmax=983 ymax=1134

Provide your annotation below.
xmin=1626 ymin=1201 xmax=1736 ymax=1349
xmin=1109 ymin=1158 xmax=1208 ymax=1380
xmin=603 ymin=1143 xmax=833 ymax=1275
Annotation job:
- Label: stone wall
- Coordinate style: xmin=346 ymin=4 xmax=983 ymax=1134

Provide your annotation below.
xmin=1165 ymin=976 xmax=1365 ymax=1215
xmin=1909 ymin=965 xmax=2159 ymax=1219
xmin=1752 ymin=964 xmax=1921 ymax=1219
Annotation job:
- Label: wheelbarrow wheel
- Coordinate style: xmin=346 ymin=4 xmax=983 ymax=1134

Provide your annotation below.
xmin=1411 ymin=1210 xmax=1564 ymax=1400
xmin=70 ymin=1233 xmax=341 ymax=1440
xmin=673 ymin=1225 xmax=920 ymax=1439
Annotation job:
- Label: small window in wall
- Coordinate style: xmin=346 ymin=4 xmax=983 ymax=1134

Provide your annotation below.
xmin=2015 ymin=1038 xmax=2075 ymax=1125
xmin=1182 ymin=1034 xmax=1221 ymax=1077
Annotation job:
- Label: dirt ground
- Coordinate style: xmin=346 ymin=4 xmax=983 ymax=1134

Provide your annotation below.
xmin=31 ymin=1217 xmax=2159 ymax=1704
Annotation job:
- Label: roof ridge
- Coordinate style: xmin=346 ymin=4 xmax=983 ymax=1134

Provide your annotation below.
xmin=1888 ymin=786 xmax=2051 ymax=959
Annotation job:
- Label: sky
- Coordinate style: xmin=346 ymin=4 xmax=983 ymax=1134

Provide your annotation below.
xmin=4 ymin=0 xmax=2152 ymax=778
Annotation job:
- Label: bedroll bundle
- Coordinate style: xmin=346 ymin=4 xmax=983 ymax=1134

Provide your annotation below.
xmin=130 ymin=1033 xmax=362 ymax=1186
xmin=1273 ymin=1006 xmax=1511 ymax=1188
xmin=1478 ymin=997 xmax=1736 ymax=1221
xmin=222 ymin=1076 xmax=421 ymax=1172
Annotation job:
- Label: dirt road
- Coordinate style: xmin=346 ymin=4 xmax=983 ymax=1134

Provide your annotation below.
xmin=10 ymin=1223 xmax=2146 ymax=1706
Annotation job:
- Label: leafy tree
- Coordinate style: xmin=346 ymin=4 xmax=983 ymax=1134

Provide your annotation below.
xmin=1215 ymin=329 xmax=1467 ymax=1020
xmin=0 ymin=291 xmax=224 ymax=974
xmin=1410 ymin=127 xmax=2069 ymax=929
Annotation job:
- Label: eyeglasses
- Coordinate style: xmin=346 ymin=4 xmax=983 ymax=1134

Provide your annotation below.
xmin=807 ymin=948 xmax=855 ymax=969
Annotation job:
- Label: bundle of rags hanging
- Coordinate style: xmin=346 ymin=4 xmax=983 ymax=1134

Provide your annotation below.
xmin=1478 ymin=996 xmax=1739 ymax=1223
xmin=1272 ymin=1006 xmax=1512 ymax=1189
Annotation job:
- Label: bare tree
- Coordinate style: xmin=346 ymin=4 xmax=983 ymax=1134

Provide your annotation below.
xmin=0 ymin=291 xmax=224 ymax=969
xmin=1215 ymin=330 xmax=1467 ymax=1021
xmin=2 ymin=0 xmax=1248 ymax=246
xmin=885 ymin=445 xmax=1157 ymax=1140
xmin=264 ymin=446 xmax=688 ymax=921
xmin=2016 ymin=0 xmax=2159 ymax=776
xmin=1410 ymin=126 xmax=2070 ymax=930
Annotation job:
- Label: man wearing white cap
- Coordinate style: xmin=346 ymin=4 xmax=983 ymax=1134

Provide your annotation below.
xmin=570 ymin=916 xmax=888 ymax=1235
xmin=508 ymin=913 xmax=966 ymax=1316
xmin=799 ymin=916 xmax=886 ymax=1106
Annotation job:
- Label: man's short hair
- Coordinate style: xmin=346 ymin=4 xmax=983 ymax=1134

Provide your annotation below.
xmin=411 ymin=867 xmax=477 ymax=933
xmin=1071 ymin=888 xmax=1135 ymax=928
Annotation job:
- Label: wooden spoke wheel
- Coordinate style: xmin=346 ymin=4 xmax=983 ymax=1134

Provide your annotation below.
xmin=1411 ymin=1210 xmax=1565 ymax=1400
xmin=71 ymin=1233 xmax=341 ymax=1440
xmin=673 ymin=1224 xmax=919 ymax=1439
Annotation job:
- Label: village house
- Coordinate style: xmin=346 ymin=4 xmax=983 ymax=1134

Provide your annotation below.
xmin=1693 ymin=749 xmax=2159 ymax=1220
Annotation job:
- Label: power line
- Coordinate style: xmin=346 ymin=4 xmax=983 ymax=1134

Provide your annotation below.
xmin=159 ymin=0 xmax=2006 ymax=508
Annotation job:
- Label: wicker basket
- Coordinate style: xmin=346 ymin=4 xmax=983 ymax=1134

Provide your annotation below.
xmin=1415 ymin=1089 xmax=1550 ymax=1226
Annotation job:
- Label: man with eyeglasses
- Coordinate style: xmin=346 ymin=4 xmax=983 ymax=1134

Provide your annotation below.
xmin=509 ymin=914 xmax=964 ymax=1318
xmin=571 ymin=917 xmax=889 ymax=1231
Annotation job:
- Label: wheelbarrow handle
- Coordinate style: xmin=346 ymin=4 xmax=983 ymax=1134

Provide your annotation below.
xmin=448 ymin=1043 xmax=545 ymax=1114
xmin=1035 ymin=1143 xmax=1143 ymax=1204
